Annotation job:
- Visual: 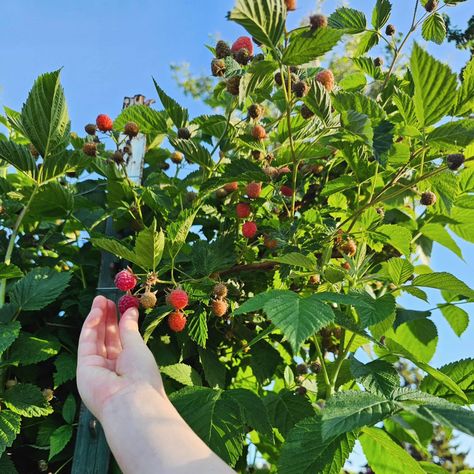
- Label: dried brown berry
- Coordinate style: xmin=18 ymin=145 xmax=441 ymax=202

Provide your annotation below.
xmin=216 ymin=188 xmax=228 ymax=199
xmin=263 ymin=166 xmax=279 ymax=180
xmin=252 ymin=125 xmax=267 ymax=141
xmin=292 ymin=80 xmax=310 ymax=98
xmin=211 ymin=58 xmax=226 ymax=77
xmin=216 ymin=40 xmax=231 ymax=59
xmin=248 ymin=103 xmax=264 ymax=120
xmin=83 ymin=142 xmax=97 ymax=157
xmin=295 ymin=386 xmax=307 ymax=396
xmin=425 ymin=0 xmax=438 ymax=12
xmin=300 ymin=104 xmax=315 ymax=119
xmin=213 ymin=283 xmax=228 ymax=299
xmin=112 ymin=150 xmax=124 ymax=164
xmin=29 ymin=143 xmax=39 ymax=157
xmin=85 ymin=123 xmax=97 ymax=135
xmin=252 ymin=150 xmax=264 ymax=161
xmin=274 ymin=72 xmax=283 ymax=86
xmin=234 ymin=48 xmax=251 ymax=65
xmin=447 ymin=153 xmax=465 ymax=171
xmin=340 ymin=239 xmax=357 ymax=257
xmin=124 ymin=121 xmax=139 ymax=137
xmin=310 ymin=361 xmax=321 ymax=373
xmin=374 ymin=57 xmax=383 ymax=67
xmin=309 ymin=274 xmax=321 ymax=286
xmin=296 ymin=363 xmax=308 ymax=375
xmin=171 ymin=151 xmax=184 ymax=164
xmin=226 ymin=76 xmax=241 ymax=96
xmin=420 ymin=191 xmax=437 ymax=206
xmin=316 ymin=69 xmax=335 ymax=92
xmin=264 ymin=235 xmax=278 ymax=249
xmin=310 ymin=14 xmax=328 ymax=30
xmin=140 ymin=291 xmax=157 ymax=309
xmin=178 ymin=127 xmax=191 ymax=140
xmin=385 ymin=24 xmax=396 ymax=36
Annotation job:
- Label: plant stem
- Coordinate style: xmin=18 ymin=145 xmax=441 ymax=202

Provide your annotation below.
xmin=312 ymin=335 xmax=331 ymax=394
xmin=0 ymin=185 xmax=39 ymax=308
xmin=329 ymin=333 xmax=356 ymax=395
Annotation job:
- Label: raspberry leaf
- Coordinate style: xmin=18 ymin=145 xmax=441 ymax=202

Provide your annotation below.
xmin=328 ymin=7 xmax=367 ymax=33
xmin=3 ymin=383 xmax=53 ymax=418
xmin=371 ymin=0 xmax=392 ymax=30
xmin=48 ymin=425 xmax=73 ymax=461
xmin=0 ymin=411 xmax=21 ymax=458
xmin=422 ymin=12 xmax=447 ymax=45
xmin=0 ymin=141 xmax=37 ymax=181
xmin=153 ymin=79 xmax=189 ymax=129
xmin=133 ymin=221 xmax=165 ymax=271
xmin=0 ymin=322 xmax=20 ymax=357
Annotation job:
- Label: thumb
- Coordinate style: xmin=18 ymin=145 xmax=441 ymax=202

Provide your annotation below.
xmin=119 ymin=307 xmax=144 ymax=348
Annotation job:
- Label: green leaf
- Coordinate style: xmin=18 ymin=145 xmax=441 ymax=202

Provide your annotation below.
xmin=396 ymin=391 xmax=474 ymax=436
xmin=153 ymin=79 xmax=188 ymax=128
xmin=187 ymin=311 xmax=208 ymax=348
xmin=90 ymin=237 xmax=137 ymax=264
xmin=0 ymin=411 xmax=21 ymax=458
xmin=0 ymin=141 xmax=37 ymax=180
xmin=350 ymin=358 xmax=399 ymax=397
xmin=328 ymin=7 xmax=367 ymax=33
xmin=8 ymin=268 xmax=71 ymax=312
xmin=0 ymin=322 xmax=20 ymax=357
xmin=419 ymin=462 xmax=450 ymax=474
xmin=249 ymin=340 xmax=283 ymax=384
xmin=268 ymin=252 xmax=315 ymax=270
xmin=53 ymin=353 xmax=77 ymax=388
xmin=169 ymin=138 xmax=213 ymax=169
xmin=440 ymin=304 xmax=469 ymax=337
xmin=170 ymin=387 xmax=245 ymax=466
xmin=0 ymin=264 xmax=22 ymax=281
xmin=20 ymin=70 xmax=70 ymax=159
xmin=333 ymin=92 xmax=386 ymax=124
xmin=8 ymin=332 xmax=60 ymax=365
xmin=278 ymin=415 xmax=356 ymax=474
xmin=3 ymin=383 xmax=52 ymax=417
xmin=198 ymin=347 xmax=226 ymax=388
xmin=29 ymin=182 xmax=74 ymax=217
xmin=0 ymin=453 xmax=18 ymax=474
xmin=228 ymin=0 xmax=285 ymax=52
xmin=62 ymin=394 xmax=76 ymax=424
xmin=420 ymin=223 xmax=463 ymax=258
xmin=339 ymin=72 xmax=367 ymax=92
xmin=133 ymin=222 xmax=165 ymax=271
xmin=456 ymin=57 xmax=474 ymax=116
xmin=376 ymin=224 xmax=412 ymax=256
xmin=303 ymin=80 xmax=334 ymax=127
xmin=355 ymin=31 xmax=379 ymax=56
xmin=353 ymin=292 xmax=395 ymax=328
xmin=161 ymin=363 xmax=202 ymax=386
xmin=420 ymin=358 xmax=474 ymax=403
xmin=410 ymin=272 xmax=474 ymax=298
xmin=167 ymin=209 xmax=197 ymax=259
xmin=385 ymin=342 xmax=468 ymax=402
xmin=321 ymin=391 xmax=395 ymax=439
xmin=422 ymin=13 xmax=446 ymax=44
xmin=427 ymin=119 xmax=474 ymax=147
xmin=264 ymin=389 xmax=314 ymax=437
xmin=226 ymin=388 xmax=272 ymax=438
xmin=410 ymin=43 xmax=457 ymax=126
xmin=360 ymin=427 xmax=426 ymax=474
xmin=262 ymin=292 xmax=335 ymax=353
xmin=341 ymin=110 xmax=373 ymax=146
xmin=382 ymin=258 xmax=414 ymax=285
xmin=371 ymin=0 xmax=391 ymax=30
xmin=282 ymin=28 xmax=343 ymax=66
xmin=320 ymin=175 xmax=356 ymax=197
xmin=49 ymin=425 xmax=73 ymax=460
xmin=113 ymin=105 xmax=168 ymax=135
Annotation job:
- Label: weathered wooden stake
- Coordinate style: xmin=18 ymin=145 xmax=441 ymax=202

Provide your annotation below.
xmin=72 ymin=96 xmax=146 ymax=473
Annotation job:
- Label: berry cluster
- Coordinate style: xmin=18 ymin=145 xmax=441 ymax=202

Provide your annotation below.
xmin=166 ymin=288 xmax=189 ymax=332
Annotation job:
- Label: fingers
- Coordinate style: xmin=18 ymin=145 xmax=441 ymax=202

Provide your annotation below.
xmin=119 ymin=307 xmax=144 ymax=349
xmin=105 ymin=299 xmax=122 ymax=359
xmin=78 ymin=296 xmax=108 ymax=358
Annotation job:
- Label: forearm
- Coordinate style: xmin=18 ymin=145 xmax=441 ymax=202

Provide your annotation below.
xmin=101 ymin=384 xmax=234 ymax=474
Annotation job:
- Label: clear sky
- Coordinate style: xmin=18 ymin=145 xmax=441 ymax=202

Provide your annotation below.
xmin=1 ymin=0 xmax=473 ymax=466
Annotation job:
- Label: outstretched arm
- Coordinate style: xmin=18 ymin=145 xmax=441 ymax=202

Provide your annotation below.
xmin=77 ymin=295 xmax=234 ymax=474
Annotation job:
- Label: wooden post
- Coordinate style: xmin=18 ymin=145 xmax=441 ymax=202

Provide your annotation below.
xmin=72 ymin=96 xmax=147 ymax=473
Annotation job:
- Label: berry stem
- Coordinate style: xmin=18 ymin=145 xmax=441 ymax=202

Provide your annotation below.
xmin=0 ymin=185 xmax=39 ymax=308
xmin=329 ymin=331 xmax=356 ymax=397
xmin=312 ymin=335 xmax=331 ymax=394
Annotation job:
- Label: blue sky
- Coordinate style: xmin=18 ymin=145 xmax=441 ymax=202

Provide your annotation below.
xmin=1 ymin=0 xmax=473 ymax=465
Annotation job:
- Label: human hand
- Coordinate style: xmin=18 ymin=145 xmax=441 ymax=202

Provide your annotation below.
xmin=77 ymin=295 xmax=165 ymax=421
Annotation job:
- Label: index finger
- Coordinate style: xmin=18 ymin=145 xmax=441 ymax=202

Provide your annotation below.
xmin=78 ymin=296 xmax=108 ymax=358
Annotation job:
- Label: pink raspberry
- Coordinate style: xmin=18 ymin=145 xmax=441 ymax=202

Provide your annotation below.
xmin=114 ymin=269 xmax=137 ymax=291
xmin=231 ymin=36 xmax=254 ymax=56
xmin=118 ymin=295 xmax=139 ymax=315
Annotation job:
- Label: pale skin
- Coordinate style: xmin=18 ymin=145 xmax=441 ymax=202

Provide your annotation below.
xmin=77 ymin=295 xmax=235 ymax=474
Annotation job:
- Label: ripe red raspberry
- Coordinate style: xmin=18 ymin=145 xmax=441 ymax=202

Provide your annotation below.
xmin=236 ymin=203 xmax=251 ymax=219
xmin=118 ymin=294 xmax=139 ymax=315
xmin=211 ymin=299 xmax=228 ymax=317
xmin=246 ymin=182 xmax=262 ymax=199
xmin=114 ymin=269 xmax=137 ymax=291
xmin=242 ymin=221 xmax=258 ymax=239
xmin=280 ymin=185 xmax=293 ymax=197
xmin=316 ymin=69 xmax=335 ymax=92
xmin=224 ymin=182 xmax=238 ymax=193
xmin=252 ymin=125 xmax=267 ymax=141
xmin=231 ymin=36 xmax=254 ymax=56
xmin=96 ymin=114 xmax=113 ymax=132
xmin=168 ymin=311 xmax=187 ymax=332
xmin=140 ymin=291 xmax=157 ymax=309
xmin=166 ymin=288 xmax=189 ymax=310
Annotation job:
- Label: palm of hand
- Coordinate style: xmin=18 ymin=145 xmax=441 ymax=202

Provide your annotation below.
xmin=77 ymin=296 xmax=163 ymax=420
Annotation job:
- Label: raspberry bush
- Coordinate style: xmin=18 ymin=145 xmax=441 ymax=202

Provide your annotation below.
xmin=0 ymin=0 xmax=474 ymax=472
